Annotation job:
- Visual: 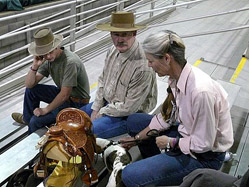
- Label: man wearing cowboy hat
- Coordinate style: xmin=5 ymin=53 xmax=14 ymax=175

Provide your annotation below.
xmin=80 ymin=11 xmax=157 ymax=138
xmin=12 ymin=28 xmax=90 ymax=134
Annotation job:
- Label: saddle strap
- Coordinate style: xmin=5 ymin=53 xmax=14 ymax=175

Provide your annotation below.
xmin=80 ymin=136 xmax=99 ymax=185
xmin=82 ymin=167 xmax=98 ymax=185
xmin=33 ymin=153 xmax=48 ymax=178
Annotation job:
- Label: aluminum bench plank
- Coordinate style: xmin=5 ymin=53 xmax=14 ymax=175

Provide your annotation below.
xmin=0 ymin=128 xmax=46 ymax=185
xmin=234 ymin=118 xmax=249 ymax=177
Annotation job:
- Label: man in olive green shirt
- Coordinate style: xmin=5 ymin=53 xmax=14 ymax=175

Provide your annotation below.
xmin=12 ymin=28 xmax=90 ymax=134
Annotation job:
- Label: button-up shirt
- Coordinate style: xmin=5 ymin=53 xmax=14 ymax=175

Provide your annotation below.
xmin=149 ymin=63 xmax=233 ymax=155
xmin=92 ymin=39 xmax=157 ymax=117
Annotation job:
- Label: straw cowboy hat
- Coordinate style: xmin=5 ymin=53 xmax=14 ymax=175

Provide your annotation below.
xmin=96 ymin=11 xmax=146 ymax=32
xmin=28 ymin=28 xmax=63 ymax=56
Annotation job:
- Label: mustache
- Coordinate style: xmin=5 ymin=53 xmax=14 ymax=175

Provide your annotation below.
xmin=117 ymin=42 xmax=128 ymax=47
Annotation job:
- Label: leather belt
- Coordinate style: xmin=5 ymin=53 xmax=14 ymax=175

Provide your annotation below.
xmin=194 ymin=151 xmax=225 ymax=161
xmin=69 ymin=97 xmax=89 ymax=104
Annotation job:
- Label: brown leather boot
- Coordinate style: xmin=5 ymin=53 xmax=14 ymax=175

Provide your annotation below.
xmin=11 ymin=113 xmax=28 ymax=125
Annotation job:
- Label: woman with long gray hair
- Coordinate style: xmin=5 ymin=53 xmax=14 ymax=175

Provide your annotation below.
xmin=119 ymin=30 xmax=234 ymax=186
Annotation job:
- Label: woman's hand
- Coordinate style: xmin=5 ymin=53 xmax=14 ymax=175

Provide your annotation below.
xmin=120 ymin=136 xmax=137 ymax=150
xmin=156 ymin=135 xmax=170 ymax=150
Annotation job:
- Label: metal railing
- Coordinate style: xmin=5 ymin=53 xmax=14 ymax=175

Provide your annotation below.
xmin=0 ymin=0 xmax=210 ymax=69
xmin=0 ymin=0 xmax=183 ymax=89
xmin=2 ymin=0 xmax=249 ymax=98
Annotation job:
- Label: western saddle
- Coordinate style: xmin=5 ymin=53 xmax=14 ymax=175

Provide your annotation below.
xmin=34 ymin=108 xmax=102 ymax=186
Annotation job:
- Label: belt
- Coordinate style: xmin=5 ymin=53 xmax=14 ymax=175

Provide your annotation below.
xmin=195 ymin=151 xmax=225 ymax=161
xmin=69 ymin=97 xmax=89 ymax=104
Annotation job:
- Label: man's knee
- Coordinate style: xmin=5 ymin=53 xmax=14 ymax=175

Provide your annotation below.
xmin=28 ymin=122 xmax=37 ymax=134
xmin=28 ymin=116 xmax=41 ymax=133
xmin=80 ymin=102 xmax=93 ymax=117
xmin=126 ymin=114 xmax=138 ymax=130
xmin=92 ymin=118 xmax=105 ymax=134
xmin=24 ymin=84 xmax=42 ymax=98
xmin=24 ymin=87 xmax=32 ymax=95
xmin=28 ymin=115 xmax=55 ymax=134
xmin=127 ymin=113 xmax=138 ymax=123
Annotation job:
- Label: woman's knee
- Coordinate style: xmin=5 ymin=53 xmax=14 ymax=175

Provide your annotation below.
xmin=126 ymin=113 xmax=153 ymax=134
xmin=127 ymin=113 xmax=153 ymax=124
xmin=122 ymin=164 xmax=136 ymax=187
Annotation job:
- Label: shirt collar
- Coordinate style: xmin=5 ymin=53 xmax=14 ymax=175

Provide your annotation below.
xmin=177 ymin=63 xmax=192 ymax=95
xmin=168 ymin=63 xmax=192 ymax=95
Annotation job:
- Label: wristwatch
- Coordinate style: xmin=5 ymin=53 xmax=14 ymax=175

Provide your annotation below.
xmin=166 ymin=138 xmax=171 ymax=152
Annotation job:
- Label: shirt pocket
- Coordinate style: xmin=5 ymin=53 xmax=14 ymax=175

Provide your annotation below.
xmin=115 ymin=78 xmax=129 ymax=101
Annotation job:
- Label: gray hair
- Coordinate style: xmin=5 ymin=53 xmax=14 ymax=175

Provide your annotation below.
xmin=142 ymin=30 xmax=187 ymax=67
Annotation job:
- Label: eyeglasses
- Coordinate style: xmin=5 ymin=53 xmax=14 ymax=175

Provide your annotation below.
xmin=111 ymin=32 xmax=134 ymax=38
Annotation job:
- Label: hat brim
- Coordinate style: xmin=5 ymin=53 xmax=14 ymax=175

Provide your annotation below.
xmin=28 ymin=34 xmax=63 ymax=56
xmin=96 ymin=23 xmax=147 ymax=32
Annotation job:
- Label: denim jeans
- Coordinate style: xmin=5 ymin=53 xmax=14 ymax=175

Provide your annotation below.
xmin=23 ymin=84 xmax=85 ymax=134
xmin=122 ymin=113 xmax=225 ymax=187
xmin=80 ymin=102 xmax=128 ymax=138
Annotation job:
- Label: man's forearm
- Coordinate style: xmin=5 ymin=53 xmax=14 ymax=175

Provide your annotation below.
xmin=45 ymin=92 xmax=69 ymax=113
xmin=25 ymin=59 xmax=44 ymax=88
xmin=25 ymin=67 xmax=38 ymax=88
xmin=45 ymin=86 xmax=72 ymax=114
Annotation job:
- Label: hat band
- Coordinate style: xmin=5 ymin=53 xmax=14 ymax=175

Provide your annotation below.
xmin=35 ymin=42 xmax=54 ymax=55
xmin=111 ymin=23 xmax=135 ymax=28
xmin=36 ymin=39 xmax=55 ymax=48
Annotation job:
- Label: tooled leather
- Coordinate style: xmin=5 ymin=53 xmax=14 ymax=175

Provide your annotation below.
xmin=36 ymin=108 xmax=99 ymax=185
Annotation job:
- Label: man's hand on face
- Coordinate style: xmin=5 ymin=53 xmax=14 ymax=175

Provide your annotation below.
xmin=33 ymin=56 xmax=45 ymax=68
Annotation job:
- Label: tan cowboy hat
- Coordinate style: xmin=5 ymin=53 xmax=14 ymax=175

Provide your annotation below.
xmin=28 ymin=27 xmax=63 ymax=56
xmin=96 ymin=11 xmax=146 ymax=32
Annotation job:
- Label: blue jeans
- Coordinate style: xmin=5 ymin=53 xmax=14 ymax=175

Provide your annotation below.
xmin=80 ymin=102 xmax=128 ymax=138
xmin=122 ymin=113 xmax=225 ymax=187
xmin=23 ymin=84 xmax=85 ymax=134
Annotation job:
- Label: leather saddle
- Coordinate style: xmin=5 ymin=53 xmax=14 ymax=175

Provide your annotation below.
xmin=34 ymin=108 xmax=102 ymax=186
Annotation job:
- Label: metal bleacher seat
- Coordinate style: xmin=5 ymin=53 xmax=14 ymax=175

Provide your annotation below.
xmin=0 ymin=90 xmax=98 ymax=186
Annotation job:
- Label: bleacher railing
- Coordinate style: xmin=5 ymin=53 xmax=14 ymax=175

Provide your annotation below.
xmin=0 ymin=0 xmax=222 ymax=99
xmin=0 ymin=0 xmax=182 ymax=97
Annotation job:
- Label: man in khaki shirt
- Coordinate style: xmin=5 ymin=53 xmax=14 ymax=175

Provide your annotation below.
xmin=80 ymin=11 xmax=157 ymax=138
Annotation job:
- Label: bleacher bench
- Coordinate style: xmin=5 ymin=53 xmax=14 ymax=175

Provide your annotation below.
xmin=0 ymin=79 xmax=242 ymax=186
